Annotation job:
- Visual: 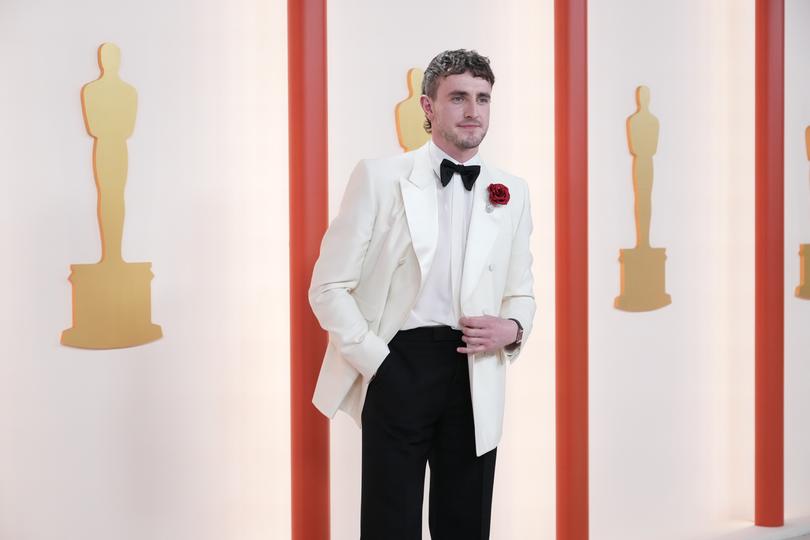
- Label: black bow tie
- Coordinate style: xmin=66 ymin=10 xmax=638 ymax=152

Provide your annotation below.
xmin=440 ymin=159 xmax=480 ymax=191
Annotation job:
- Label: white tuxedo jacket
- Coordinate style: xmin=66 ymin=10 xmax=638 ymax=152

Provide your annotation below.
xmin=308 ymin=143 xmax=536 ymax=456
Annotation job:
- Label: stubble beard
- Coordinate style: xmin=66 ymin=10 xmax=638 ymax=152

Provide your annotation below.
xmin=439 ymin=125 xmax=487 ymax=152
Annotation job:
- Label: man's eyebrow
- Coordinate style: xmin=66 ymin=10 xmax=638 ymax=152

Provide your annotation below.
xmin=447 ymin=90 xmax=491 ymax=98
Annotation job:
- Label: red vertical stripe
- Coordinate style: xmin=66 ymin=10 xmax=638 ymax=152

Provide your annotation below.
xmin=755 ymin=0 xmax=784 ymax=528
xmin=555 ymin=0 xmax=589 ymax=539
xmin=289 ymin=0 xmax=331 ymax=538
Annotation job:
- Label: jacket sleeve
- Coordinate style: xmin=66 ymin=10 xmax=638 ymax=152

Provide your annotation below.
xmin=308 ymin=160 xmax=390 ymax=379
xmin=499 ymin=179 xmax=536 ymax=364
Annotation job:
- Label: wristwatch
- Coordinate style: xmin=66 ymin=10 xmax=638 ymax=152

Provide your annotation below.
xmin=505 ymin=318 xmax=523 ymax=351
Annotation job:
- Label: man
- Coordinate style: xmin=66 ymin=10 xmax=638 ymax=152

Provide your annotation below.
xmin=309 ymin=49 xmax=536 ymax=539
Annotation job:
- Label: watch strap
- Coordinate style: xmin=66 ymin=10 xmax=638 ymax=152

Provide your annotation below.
xmin=505 ymin=318 xmax=523 ymax=350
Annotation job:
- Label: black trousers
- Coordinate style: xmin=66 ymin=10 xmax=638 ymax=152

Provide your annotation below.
xmin=360 ymin=326 xmax=497 ymax=540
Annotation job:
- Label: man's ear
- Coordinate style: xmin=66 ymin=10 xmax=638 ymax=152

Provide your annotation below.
xmin=420 ymin=95 xmax=433 ymax=120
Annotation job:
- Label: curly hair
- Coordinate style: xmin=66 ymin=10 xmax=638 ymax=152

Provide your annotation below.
xmin=421 ymin=49 xmax=495 ymax=133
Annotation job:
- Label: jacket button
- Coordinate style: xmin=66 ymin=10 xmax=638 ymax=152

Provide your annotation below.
xmin=488 ymin=263 xmax=495 ymax=271
xmin=398 ymin=257 xmax=406 ymax=265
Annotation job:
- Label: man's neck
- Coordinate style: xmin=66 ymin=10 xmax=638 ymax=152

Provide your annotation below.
xmin=432 ymin=136 xmax=479 ymax=164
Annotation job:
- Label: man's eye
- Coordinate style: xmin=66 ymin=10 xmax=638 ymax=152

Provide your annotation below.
xmin=478 ymin=97 xmax=490 ymax=104
xmin=451 ymin=96 xmax=464 ymax=103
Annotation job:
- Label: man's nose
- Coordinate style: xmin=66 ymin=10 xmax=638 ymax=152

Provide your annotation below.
xmin=464 ymin=101 xmax=479 ymax=119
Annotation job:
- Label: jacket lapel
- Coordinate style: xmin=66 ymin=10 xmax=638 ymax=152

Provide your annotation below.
xmin=460 ymin=163 xmax=503 ymax=310
xmin=399 ymin=145 xmax=438 ymax=291
xmin=399 ymin=146 xmax=504 ymax=310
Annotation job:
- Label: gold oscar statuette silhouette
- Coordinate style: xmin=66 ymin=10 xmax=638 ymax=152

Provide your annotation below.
xmin=796 ymin=125 xmax=810 ymax=300
xmin=614 ymin=86 xmax=672 ymax=312
xmin=395 ymin=68 xmax=431 ymax=152
xmin=61 ymin=43 xmax=162 ymax=348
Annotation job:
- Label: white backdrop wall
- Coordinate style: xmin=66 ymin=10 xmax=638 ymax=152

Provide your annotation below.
xmin=326 ymin=1 xmax=557 ymax=538
xmin=588 ymin=1 xmax=760 ymax=539
xmin=2 ymin=2 xmax=809 ymax=540
xmin=591 ymin=0 xmax=810 ymax=539
xmin=785 ymin=0 xmax=810 ymax=525
xmin=0 ymin=2 xmax=290 ymax=539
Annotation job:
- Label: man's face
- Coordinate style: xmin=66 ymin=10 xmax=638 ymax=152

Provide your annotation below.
xmin=421 ymin=72 xmax=492 ymax=154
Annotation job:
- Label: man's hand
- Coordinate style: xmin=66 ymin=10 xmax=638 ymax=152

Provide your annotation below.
xmin=457 ymin=315 xmax=518 ymax=354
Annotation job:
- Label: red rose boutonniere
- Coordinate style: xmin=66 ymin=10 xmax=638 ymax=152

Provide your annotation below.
xmin=486 ymin=183 xmax=510 ymax=212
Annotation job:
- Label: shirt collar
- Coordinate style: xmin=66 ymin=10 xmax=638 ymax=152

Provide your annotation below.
xmin=428 ymin=140 xmax=482 ymax=180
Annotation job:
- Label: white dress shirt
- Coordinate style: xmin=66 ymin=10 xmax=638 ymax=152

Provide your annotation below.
xmin=401 ymin=141 xmax=479 ymax=331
